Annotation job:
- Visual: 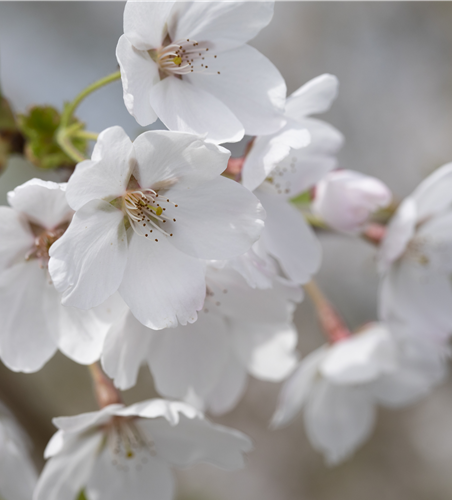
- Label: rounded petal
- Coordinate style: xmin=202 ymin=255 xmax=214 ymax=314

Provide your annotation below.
xmin=165 ymin=176 xmax=265 ymax=260
xmin=149 ymin=76 xmax=244 ymax=144
xmin=116 ymin=35 xmax=159 ymax=127
xmin=271 ymin=346 xmax=326 ymax=429
xmin=258 ymin=188 xmax=322 ymax=284
xmin=33 ymin=433 xmax=102 ymax=500
xmin=320 ymin=324 xmax=397 ymax=385
xmin=187 ymin=44 xmax=286 ymax=136
xmin=52 ymin=405 xmax=123 ymax=435
xmin=49 ymin=200 xmax=128 ymax=309
xmin=141 ymin=413 xmax=252 ymax=470
xmin=149 ymin=311 xmax=229 ymax=400
xmin=242 ymin=122 xmax=311 ymax=192
xmin=66 ymin=127 xmax=134 ymax=211
xmin=304 ymin=381 xmax=376 ymax=465
xmin=119 ymin=233 xmax=206 ymax=330
xmin=133 ymin=130 xmax=229 ymax=190
xmin=86 ymin=449 xmax=174 ymax=500
xmin=378 ymin=197 xmax=417 ymax=271
xmin=169 ymin=1 xmax=274 ymax=52
xmin=206 ymin=352 xmax=248 ymax=416
xmin=232 ymin=322 xmax=299 ymax=382
xmin=7 ymin=179 xmax=72 ymax=230
xmin=0 ymin=207 xmax=33 ymax=272
xmin=286 ymin=74 xmax=339 ymax=119
xmin=123 ymin=0 xmax=175 ymax=50
xmin=0 ymin=261 xmax=57 ymax=372
xmin=411 ymin=162 xmax=452 ymax=222
xmin=102 ymin=310 xmax=155 ymax=390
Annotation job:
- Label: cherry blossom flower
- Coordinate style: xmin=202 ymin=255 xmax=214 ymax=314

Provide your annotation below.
xmin=378 ymin=162 xmax=452 ymax=342
xmin=117 ymin=0 xmax=286 ymax=143
xmin=0 ymin=179 xmax=124 ymax=372
xmin=271 ymin=323 xmax=446 ymax=465
xmin=102 ymin=265 xmax=301 ymax=415
xmin=236 ymin=75 xmax=343 ymax=286
xmin=312 ymin=169 xmax=392 ymax=233
xmin=49 ymin=127 xmax=265 ymax=330
xmin=0 ymin=402 xmax=37 ymax=500
xmin=34 ymin=399 xmax=252 ymax=500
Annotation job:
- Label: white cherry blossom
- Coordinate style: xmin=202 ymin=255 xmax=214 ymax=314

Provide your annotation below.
xmin=102 ymin=265 xmax=301 ymax=415
xmin=379 ymin=162 xmax=452 ymax=342
xmin=236 ymin=74 xmax=343 ymax=285
xmin=272 ymin=323 xmax=446 ymax=465
xmin=0 ymin=402 xmax=37 ymax=500
xmin=312 ymin=169 xmax=392 ymax=233
xmin=34 ymin=399 xmax=252 ymax=500
xmin=117 ymin=0 xmax=286 ymax=143
xmin=49 ymin=127 xmax=265 ymax=330
xmin=0 ymin=179 xmax=124 ymax=372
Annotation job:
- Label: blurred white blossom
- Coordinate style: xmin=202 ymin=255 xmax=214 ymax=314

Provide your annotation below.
xmin=34 ymin=399 xmax=252 ymax=500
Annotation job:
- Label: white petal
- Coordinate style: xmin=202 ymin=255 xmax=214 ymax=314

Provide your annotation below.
xmin=102 ymin=310 xmax=155 ymax=391
xmin=52 ymin=405 xmax=122 ymax=435
xmin=86 ymin=448 xmax=174 ymax=500
xmin=206 ymin=352 xmax=248 ymax=416
xmin=114 ymin=399 xmax=198 ymax=425
xmin=417 ymin=210 xmax=452 ymax=273
xmin=320 ymin=324 xmax=397 ymax=385
xmin=49 ymin=200 xmax=128 ymax=309
xmin=56 ymin=294 xmax=127 ymax=366
xmin=304 ymin=381 xmax=376 ymax=465
xmin=379 ymin=258 xmax=452 ymax=339
xmin=371 ymin=338 xmax=446 ymax=407
xmin=286 ymin=74 xmax=339 ymax=119
xmin=411 ymin=162 xmax=452 ymax=221
xmin=133 ymin=130 xmax=229 ymax=190
xmin=33 ymin=433 xmax=102 ymax=500
xmin=0 ymin=261 xmax=57 ymax=372
xmin=165 ymin=176 xmax=265 ymax=260
xmin=119 ymin=233 xmax=205 ymax=329
xmin=241 ymin=121 xmax=311 ymax=192
xmin=123 ymin=0 xmax=174 ymax=50
xmin=149 ymin=311 xmax=229 ymax=400
xmin=187 ymin=44 xmax=286 ymax=136
xmin=169 ymin=1 xmax=274 ymax=52
xmin=258 ymin=188 xmax=322 ymax=283
xmin=206 ymin=266 xmax=297 ymax=325
xmin=7 ymin=179 xmax=72 ymax=230
xmin=141 ymin=413 xmax=252 ymax=469
xmin=378 ymin=197 xmax=417 ymax=271
xmin=116 ymin=35 xmax=159 ymax=127
xmin=232 ymin=322 xmax=298 ymax=382
xmin=149 ymin=76 xmax=244 ymax=144
xmin=66 ymin=127 xmax=134 ymax=211
xmin=271 ymin=346 xmax=327 ymax=429
xmin=0 ymin=207 xmax=33 ymax=272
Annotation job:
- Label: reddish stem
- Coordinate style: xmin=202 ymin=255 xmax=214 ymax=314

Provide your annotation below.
xmin=88 ymin=363 xmax=123 ymax=408
xmin=362 ymin=223 xmax=387 ymax=245
xmin=304 ymin=281 xmax=352 ymax=343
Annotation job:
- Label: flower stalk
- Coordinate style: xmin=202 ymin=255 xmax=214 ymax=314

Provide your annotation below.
xmin=304 ymin=280 xmax=351 ymax=343
xmin=88 ymin=362 xmax=123 ymax=409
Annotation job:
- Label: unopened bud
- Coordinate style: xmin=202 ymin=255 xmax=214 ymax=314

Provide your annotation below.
xmin=312 ymin=170 xmax=392 ymax=233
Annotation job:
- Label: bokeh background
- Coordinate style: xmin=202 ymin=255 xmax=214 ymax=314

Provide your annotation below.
xmin=1 ymin=2 xmax=452 ymax=499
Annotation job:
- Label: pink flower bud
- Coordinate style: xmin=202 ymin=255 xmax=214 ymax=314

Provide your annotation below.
xmin=312 ymin=170 xmax=392 ymax=233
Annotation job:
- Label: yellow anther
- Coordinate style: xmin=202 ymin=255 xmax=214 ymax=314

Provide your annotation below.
xmin=147 ymin=204 xmax=163 ymax=216
xmin=126 ymin=450 xmax=134 ymax=459
xmin=173 ymin=56 xmax=182 ymax=66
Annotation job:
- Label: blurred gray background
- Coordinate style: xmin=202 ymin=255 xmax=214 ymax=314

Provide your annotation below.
xmin=1 ymin=2 xmax=452 ymax=499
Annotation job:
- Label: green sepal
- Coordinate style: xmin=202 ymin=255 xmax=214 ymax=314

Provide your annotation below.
xmin=18 ymin=105 xmax=88 ymax=170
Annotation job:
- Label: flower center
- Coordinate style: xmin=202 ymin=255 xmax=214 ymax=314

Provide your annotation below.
xmin=106 ymin=418 xmax=155 ymax=472
xmin=150 ymin=38 xmax=220 ymax=77
xmin=26 ymin=226 xmax=66 ymax=267
xmin=123 ymin=188 xmax=177 ymax=241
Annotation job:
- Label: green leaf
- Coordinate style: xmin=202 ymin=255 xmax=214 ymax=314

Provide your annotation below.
xmin=18 ymin=105 xmax=87 ymax=170
xmin=290 ymin=190 xmax=312 ymax=207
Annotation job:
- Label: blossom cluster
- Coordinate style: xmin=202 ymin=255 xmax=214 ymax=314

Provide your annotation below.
xmin=0 ymin=1 xmax=450 ymax=499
